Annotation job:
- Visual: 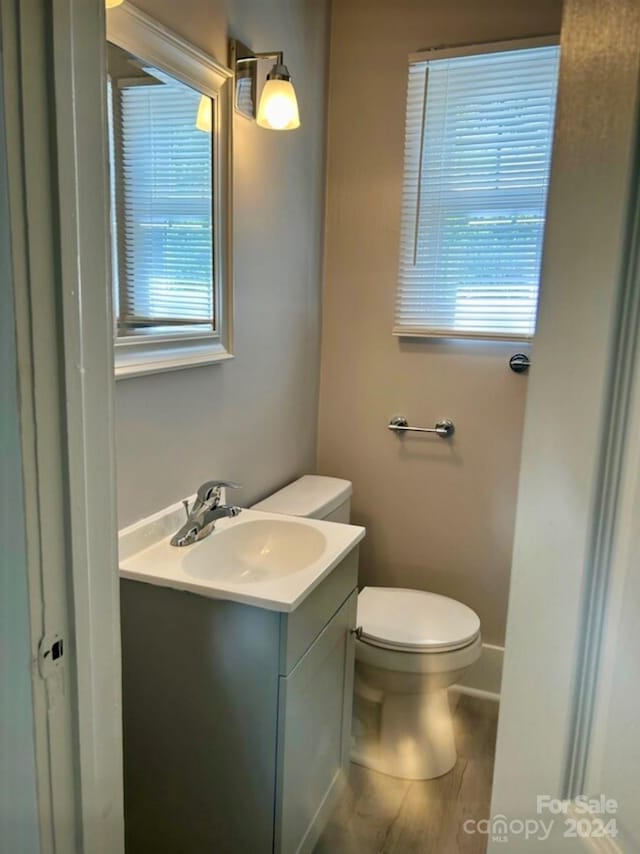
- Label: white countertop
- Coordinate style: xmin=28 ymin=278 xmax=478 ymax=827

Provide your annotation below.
xmin=119 ymin=501 xmax=365 ymax=613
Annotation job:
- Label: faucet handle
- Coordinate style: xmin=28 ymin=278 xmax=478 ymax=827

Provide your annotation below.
xmin=182 ymin=499 xmax=191 ymax=519
xmin=196 ymin=480 xmax=242 ymax=505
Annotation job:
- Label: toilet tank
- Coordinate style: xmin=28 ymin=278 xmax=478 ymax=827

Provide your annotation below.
xmin=251 ymin=475 xmax=352 ymax=523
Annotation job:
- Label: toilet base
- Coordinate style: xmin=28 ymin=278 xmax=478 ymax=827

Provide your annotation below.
xmin=352 ymin=687 xmax=456 ymax=780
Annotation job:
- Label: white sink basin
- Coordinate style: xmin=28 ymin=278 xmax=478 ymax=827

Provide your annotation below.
xmin=182 ymin=518 xmax=327 ymax=584
xmin=118 ymin=506 xmax=365 ymax=612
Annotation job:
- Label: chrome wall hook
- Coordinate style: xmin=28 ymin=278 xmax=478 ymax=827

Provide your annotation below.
xmin=509 ymin=353 xmax=531 ymax=373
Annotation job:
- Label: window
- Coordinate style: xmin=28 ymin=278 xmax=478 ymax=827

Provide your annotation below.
xmin=106 ymin=5 xmax=232 ymax=378
xmin=394 ymin=40 xmax=560 ymax=340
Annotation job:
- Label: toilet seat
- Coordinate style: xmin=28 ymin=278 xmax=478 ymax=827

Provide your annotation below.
xmin=357 ymin=587 xmax=481 ymax=653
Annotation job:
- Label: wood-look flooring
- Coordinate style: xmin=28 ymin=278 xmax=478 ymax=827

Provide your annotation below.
xmin=314 ymin=693 xmax=499 ymax=854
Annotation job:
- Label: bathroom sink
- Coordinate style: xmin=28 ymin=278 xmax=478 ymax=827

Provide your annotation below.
xmin=182 ymin=518 xmax=327 ymax=583
xmin=118 ymin=507 xmax=365 ymax=612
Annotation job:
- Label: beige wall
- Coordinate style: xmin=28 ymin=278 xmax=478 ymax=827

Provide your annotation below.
xmin=115 ymin=0 xmax=330 ymax=527
xmin=317 ymin=0 xmax=563 ymax=647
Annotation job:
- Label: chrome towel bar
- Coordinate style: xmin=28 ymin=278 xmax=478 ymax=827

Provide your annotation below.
xmin=388 ymin=415 xmax=455 ymax=438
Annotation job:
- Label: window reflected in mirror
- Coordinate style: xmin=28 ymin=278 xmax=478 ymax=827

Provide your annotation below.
xmin=106 ymin=43 xmax=216 ymax=340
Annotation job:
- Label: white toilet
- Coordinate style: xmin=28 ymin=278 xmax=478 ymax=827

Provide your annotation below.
xmin=253 ymin=475 xmax=482 ymax=781
xmin=353 ymin=587 xmax=481 ymax=779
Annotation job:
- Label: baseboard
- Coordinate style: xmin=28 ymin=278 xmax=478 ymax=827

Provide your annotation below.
xmin=452 ymin=643 xmax=503 ymax=702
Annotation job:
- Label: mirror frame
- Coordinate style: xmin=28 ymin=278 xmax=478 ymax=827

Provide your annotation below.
xmin=106 ymin=2 xmax=234 ymax=379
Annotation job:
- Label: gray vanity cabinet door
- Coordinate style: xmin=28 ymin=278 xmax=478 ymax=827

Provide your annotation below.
xmin=275 ymin=590 xmax=357 ymax=854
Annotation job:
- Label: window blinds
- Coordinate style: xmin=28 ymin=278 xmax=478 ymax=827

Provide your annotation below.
xmin=116 ymin=78 xmax=214 ymax=334
xmin=395 ymin=44 xmax=560 ymax=339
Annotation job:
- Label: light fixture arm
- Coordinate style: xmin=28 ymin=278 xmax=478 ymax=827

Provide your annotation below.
xmin=232 ymin=50 xmax=284 ymax=68
xmin=255 ymin=51 xmax=284 ymax=66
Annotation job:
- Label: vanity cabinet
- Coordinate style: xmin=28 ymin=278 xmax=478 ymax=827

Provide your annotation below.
xmin=120 ymin=547 xmax=358 ymax=854
xmin=276 ymin=593 xmax=355 ymax=852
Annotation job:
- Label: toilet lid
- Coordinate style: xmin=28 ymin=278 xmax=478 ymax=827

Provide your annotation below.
xmin=357 ymin=587 xmax=481 ymax=652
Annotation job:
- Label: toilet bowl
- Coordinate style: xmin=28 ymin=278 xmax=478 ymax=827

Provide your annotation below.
xmin=252 ymin=476 xmax=482 ymax=781
xmin=352 ymin=587 xmax=481 ymax=780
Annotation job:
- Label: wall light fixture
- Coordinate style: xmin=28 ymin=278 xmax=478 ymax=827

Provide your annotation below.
xmin=229 ymin=39 xmax=300 ymax=131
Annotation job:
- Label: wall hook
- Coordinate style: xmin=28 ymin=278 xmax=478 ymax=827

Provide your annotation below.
xmin=509 ymin=353 xmax=531 ymax=374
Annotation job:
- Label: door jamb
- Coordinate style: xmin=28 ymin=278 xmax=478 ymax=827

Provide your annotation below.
xmin=1 ymin=0 xmax=124 ymax=850
xmin=51 ymin=1 xmax=125 ymax=850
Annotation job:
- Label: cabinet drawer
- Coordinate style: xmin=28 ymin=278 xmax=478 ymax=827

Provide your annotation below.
xmin=275 ymin=590 xmax=357 ymax=854
xmin=279 ymin=547 xmax=358 ymax=675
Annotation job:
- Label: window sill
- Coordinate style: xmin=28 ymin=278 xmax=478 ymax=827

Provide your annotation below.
xmin=392 ymin=327 xmax=534 ymax=343
xmin=114 ymin=335 xmax=233 ymax=380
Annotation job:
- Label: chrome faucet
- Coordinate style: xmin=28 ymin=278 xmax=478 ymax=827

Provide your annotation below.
xmin=170 ymin=480 xmax=242 ymax=547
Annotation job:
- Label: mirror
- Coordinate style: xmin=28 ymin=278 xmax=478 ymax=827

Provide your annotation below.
xmin=106 ymin=42 xmax=216 ymax=341
xmin=106 ymin=4 xmax=232 ymax=378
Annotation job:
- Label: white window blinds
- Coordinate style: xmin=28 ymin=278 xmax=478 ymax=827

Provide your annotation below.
xmin=114 ymin=77 xmax=214 ymax=336
xmin=395 ymin=43 xmax=560 ymax=339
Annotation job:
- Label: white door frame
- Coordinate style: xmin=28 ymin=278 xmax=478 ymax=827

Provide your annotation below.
xmin=0 ymin=43 xmax=41 ymax=854
xmin=1 ymin=0 xmax=124 ymax=851
xmin=579 ymin=207 xmax=640 ymax=850
xmin=489 ymin=0 xmax=640 ymax=850
xmin=52 ymin=2 xmax=125 ymax=851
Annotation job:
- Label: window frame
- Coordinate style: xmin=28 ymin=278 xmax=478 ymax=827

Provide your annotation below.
xmin=106 ymin=2 xmax=234 ymax=379
xmin=395 ymin=35 xmax=560 ymax=342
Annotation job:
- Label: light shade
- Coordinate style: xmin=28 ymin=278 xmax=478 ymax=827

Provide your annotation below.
xmin=256 ymin=78 xmax=300 ymax=130
xmin=195 ymin=95 xmax=212 ymax=133
xmin=105 ymin=0 xmax=124 ymax=7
